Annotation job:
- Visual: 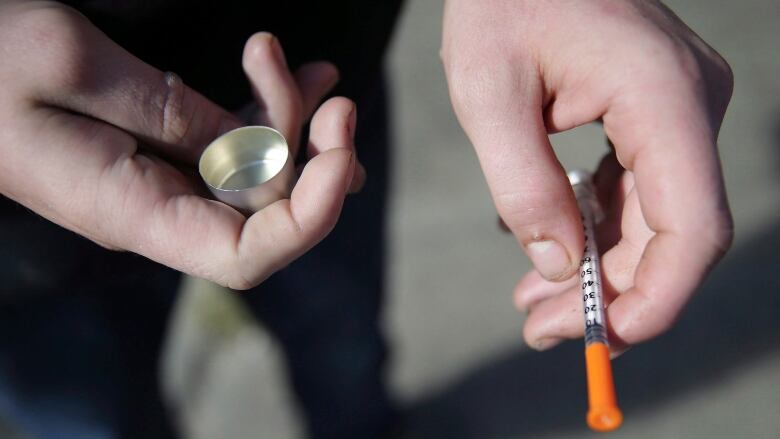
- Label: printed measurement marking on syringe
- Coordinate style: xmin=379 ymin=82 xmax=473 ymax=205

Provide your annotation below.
xmin=579 ymin=206 xmax=608 ymax=345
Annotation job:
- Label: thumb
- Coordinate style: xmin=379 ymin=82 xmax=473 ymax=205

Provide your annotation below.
xmin=445 ymin=62 xmax=582 ymax=281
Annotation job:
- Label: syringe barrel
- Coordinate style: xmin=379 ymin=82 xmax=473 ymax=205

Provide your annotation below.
xmin=568 ymin=170 xmax=608 ymax=347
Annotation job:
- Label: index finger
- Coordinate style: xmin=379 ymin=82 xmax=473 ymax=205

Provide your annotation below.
xmin=23 ymin=5 xmax=241 ymax=163
xmin=602 ymin=73 xmax=733 ymax=345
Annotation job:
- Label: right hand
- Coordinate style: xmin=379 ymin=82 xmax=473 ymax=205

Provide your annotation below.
xmin=0 ymin=1 xmax=362 ymax=290
xmin=442 ymin=0 xmax=733 ymax=352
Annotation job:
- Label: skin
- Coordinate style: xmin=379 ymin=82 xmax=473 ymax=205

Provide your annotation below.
xmin=1 ymin=0 xmax=733 ymax=355
xmin=0 ymin=1 xmax=365 ymax=290
xmin=442 ymin=0 xmax=734 ymax=353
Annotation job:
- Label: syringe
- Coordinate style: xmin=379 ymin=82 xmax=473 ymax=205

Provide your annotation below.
xmin=568 ymin=169 xmax=623 ymax=432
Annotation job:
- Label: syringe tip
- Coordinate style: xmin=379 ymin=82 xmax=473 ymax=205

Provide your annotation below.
xmin=567 ymin=169 xmax=592 ymax=187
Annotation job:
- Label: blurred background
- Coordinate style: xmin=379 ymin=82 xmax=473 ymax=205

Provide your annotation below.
xmin=158 ymin=0 xmax=780 ymax=438
xmin=5 ymin=0 xmax=774 ymax=438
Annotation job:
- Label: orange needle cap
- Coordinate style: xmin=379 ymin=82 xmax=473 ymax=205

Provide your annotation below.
xmin=585 ymin=343 xmax=623 ymax=432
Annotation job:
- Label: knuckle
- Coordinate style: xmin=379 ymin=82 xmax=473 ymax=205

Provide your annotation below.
xmin=710 ymin=53 xmax=735 ymax=102
xmin=316 ymin=214 xmax=339 ymax=242
xmin=679 ymin=206 xmax=734 ymax=264
xmin=627 ymin=32 xmax=703 ymax=87
xmin=223 ymin=257 xmax=273 ymax=291
xmin=656 ymin=42 xmax=705 ymax=86
xmin=12 ymin=4 xmax=84 ymax=43
xmin=645 ymin=312 xmax=677 ymax=341
xmin=521 ymin=323 xmax=538 ymax=350
xmin=446 ymin=55 xmax=499 ymax=108
xmin=10 ymin=4 xmax=90 ymax=91
xmin=701 ymin=214 xmax=734 ymax=260
xmin=616 ymin=296 xmax=677 ymax=344
xmin=224 ymin=272 xmax=253 ymax=291
xmin=441 ymin=38 xmax=512 ymax=110
xmin=712 ymin=53 xmax=734 ymax=86
xmin=153 ymin=72 xmax=196 ymax=146
xmin=93 ymin=153 xmax=146 ymax=247
xmin=493 ymin=190 xmax=565 ymax=237
xmin=640 ymin=37 xmax=733 ymax=105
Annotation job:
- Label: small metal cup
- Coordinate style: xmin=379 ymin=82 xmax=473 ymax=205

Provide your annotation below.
xmin=199 ymin=126 xmax=296 ymax=213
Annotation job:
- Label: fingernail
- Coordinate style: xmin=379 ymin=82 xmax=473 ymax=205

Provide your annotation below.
xmin=347 ymin=104 xmax=357 ymax=140
xmin=610 ymin=346 xmax=631 ymax=359
xmin=344 ymin=151 xmax=356 ymax=193
xmin=525 ymin=240 xmax=573 ymax=281
xmin=269 ymin=35 xmax=288 ymax=68
xmin=320 ymin=61 xmax=340 ymax=91
xmin=348 ymin=162 xmax=367 ymax=194
xmin=533 ymin=337 xmax=563 ymax=351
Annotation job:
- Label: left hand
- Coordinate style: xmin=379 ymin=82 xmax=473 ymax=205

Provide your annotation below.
xmin=0 ymin=0 xmax=363 ymax=291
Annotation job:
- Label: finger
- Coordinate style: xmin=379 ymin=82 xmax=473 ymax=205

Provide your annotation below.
xmin=513 ymin=170 xmax=632 ymax=318
xmin=600 ymin=182 xmax=655 ymax=295
xmin=593 ymin=160 xmax=633 ymax=254
xmin=522 ymin=214 xmax=643 ymax=353
xmin=242 ymin=32 xmax=303 ymax=153
xmin=445 ymin=61 xmax=583 ymax=282
xmin=599 ymin=74 xmax=733 ymax=345
xmin=17 ymin=102 xmax=354 ymax=291
xmin=348 ymin=161 xmax=367 ymax=194
xmin=592 ymin=150 xmax=623 ymax=216
xmin=522 ymin=286 xmax=581 ymax=351
xmin=27 ymin=6 xmax=242 ymax=163
xmin=118 ymin=146 xmax=353 ymax=290
xmin=307 ymin=97 xmax=365 ymax=193
xmin=295 ymin=61 xmax=339 ymax=121
xmin=7 ymin=106 xmax=197 ymax=247
xmin=226 ymin=98 xmax=359 ymax=286
xmin=513 ymin=270 xmax=577 ymax=312
xmin=232 ymin=148 xmax=354 ymax=287
xmin=94 ymin=148 xmax=353 ymax=290
xmin=522 ymin=182 xmax=650 ymax=351
xmin=522 ymin=284 xmax=631 ymax=356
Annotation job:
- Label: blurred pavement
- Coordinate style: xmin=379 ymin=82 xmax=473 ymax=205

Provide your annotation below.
xmin=162 ymin=1 xmax=780 ymax=438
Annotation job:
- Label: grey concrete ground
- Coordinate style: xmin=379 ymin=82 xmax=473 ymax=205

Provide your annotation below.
xmin=161 ymin=1 xmax=780 ymax=438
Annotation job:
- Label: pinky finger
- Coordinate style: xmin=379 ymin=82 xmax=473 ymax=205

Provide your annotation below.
xmin=235 ymin=147 xmax=354 ymax=286
xmin=514 ymin=269 xmax=578 ymax=312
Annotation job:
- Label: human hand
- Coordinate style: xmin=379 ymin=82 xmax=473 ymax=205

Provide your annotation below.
xmin=0 ymin=1 xmax=362 ymax=289
xmin=441 ymin=0 xmax=733 ymax=352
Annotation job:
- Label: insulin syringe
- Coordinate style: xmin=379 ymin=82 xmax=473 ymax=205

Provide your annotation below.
xmin=568 ymin=169 xmax=623 ymax=432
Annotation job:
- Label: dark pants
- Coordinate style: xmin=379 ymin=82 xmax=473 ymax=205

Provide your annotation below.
xmin=0 ymin=79 xmax=392 ymax=439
